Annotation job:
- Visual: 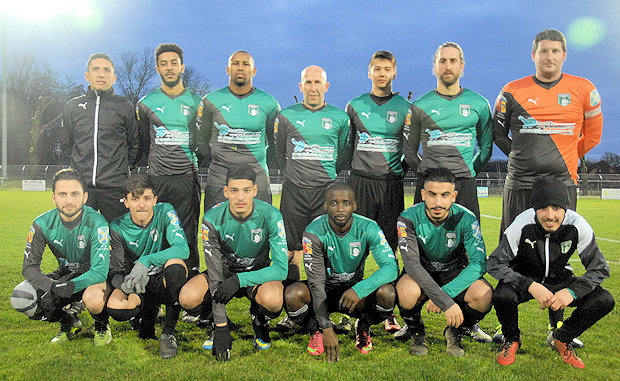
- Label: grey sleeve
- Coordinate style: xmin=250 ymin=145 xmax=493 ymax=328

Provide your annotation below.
xmin=202 ymin=221 xmax=227 ymax=325
xmin=108 ymin=229 xmax=130 ymax=290
xmin=304 ymin=232 xmax=332 ymax=330
xmin=22 ymin=222 xmax=54 ymax=293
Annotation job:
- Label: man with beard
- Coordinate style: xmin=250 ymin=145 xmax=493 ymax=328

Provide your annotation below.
xmin=137 ymin=43 xmax=203 ymax=277
xmin=395 ymin=168 xmax=492 ymax=357
xmin=61 ymin=53 xmax=140 ymax=222
xmin=283 ymin=183 xmax=398 ymax=362
xmin=11 ymin=169 xmax=111 ymax=346
xmin=197 ymin=51 xmax=280 ymax=211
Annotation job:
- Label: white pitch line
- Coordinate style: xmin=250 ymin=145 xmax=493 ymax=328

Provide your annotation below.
xmin=481 ymin=214 xmax=620 ymax=243
xmin=570 ymin=258 xmax=620 ymax=265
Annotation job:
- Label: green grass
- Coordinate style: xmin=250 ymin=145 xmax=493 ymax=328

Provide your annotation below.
xmin=0 ymin=191 xmax=618 ymax=380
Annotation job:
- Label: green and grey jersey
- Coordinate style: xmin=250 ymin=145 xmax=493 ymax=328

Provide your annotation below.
xmin=303 ymin=213 xmax=398 ymax=329
xmin=397 ymin=203 xmax=486 ymax=311
xmin=137 ymin=88 xmax=202 ymax=176
xmin=403 ymin=88 xmax=493 ymax=178
xmin=346 ymin=93 xmax=411 ymax=179
xmin=275 ymin=103 xmax=350 ymax=187
xmin=202 ymin=200 xmax=288 ymax=325
xmin=22 ymin=206 xmax=110 ymax=294
xmin=197 ymin=87 xmax=280 ymax=187
xmin=108 ymin=203 xmax=189 ymax=289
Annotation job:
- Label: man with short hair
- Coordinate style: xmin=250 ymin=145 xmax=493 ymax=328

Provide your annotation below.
xmin=284 ymin=182 xmax=398 ymax=362
xmin=137 ymin=43 xmax=203 ymax=276
xmin=275 ymin=65 xmax=350 ymax=285
xmin=489 ymin=176 xmax=613 ymax=368
xmin=403 ymin=42 xmax=493 ymax=222
xmin=61 ymin=53 xmax=140 ymax=222
xmin=492 ymin=28 xmax=603 ymax=342
xmin=197 ymin=50 xmax=281 ymax=211
xmin=395 ymin=168 xmax=492 ymax=356
xmin=11 ymin=168 xmax=111 ymax=346
xmin=178 ymin=166 xmax=288 ymax=362
xmin=107 ymin=174 xmax=189 ymax=359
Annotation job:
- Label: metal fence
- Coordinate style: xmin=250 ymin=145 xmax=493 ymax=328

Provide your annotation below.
xmin=3 ymin=164 xmax=620 ymax=195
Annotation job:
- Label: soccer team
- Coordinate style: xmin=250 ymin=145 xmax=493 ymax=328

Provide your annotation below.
xmin=10 ymin=29 xmax=613 ymax=369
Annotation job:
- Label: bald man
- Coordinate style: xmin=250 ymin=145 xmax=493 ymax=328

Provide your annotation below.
xmin=198 ymin=50 xmax=281 ymax=211
xmin=274 ymin=65 xmax=350 ymax=284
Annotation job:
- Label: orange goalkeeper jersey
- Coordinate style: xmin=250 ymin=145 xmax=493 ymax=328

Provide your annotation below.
xmin=493 ymin=74 xmax=602 ymax=189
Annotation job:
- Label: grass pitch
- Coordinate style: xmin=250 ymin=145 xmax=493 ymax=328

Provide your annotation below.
xmin=0 ymin=190 xmax=618 ymax=380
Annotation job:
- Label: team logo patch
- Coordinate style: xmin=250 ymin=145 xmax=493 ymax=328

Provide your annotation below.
xmin=590 ymin=89 xmax=600 ymax=107
xmin=397 ymin=221 xmax=407 ymax=238
xmin=180 ymin=104 xmax=191 ymax=116
xmin=302 ymin=237 xmax=313 ymax=254
xmin=560 ymin=240 xmax=572 ymax=254
xmin=349 ymin=242 xmax=362 ymax=257
xmin=26 ymin=226 xmax=35 ymax=244
xmin=321 ymin=118 xmax=333 ymax=130
xmin=495 ymin=95 xmax=506 ymax=114
xmin=274 ymin=118 xmax=279 ymax=134
xmin=197 ymin=103 xmax=203 ymax=118
xmin=277 ymin=220 xmax=286 ymax=239
xmin=386 ymin=111 xmax=398 ymax=123
xmin=444 ymin=232 xmax=456 ymax=248
xmin=167 ymin=210 xmax=180 ymax=226
xmin=98 ymin=227 xmax=109 ymax=246
xmin=471 ymin=221 xmax=482 ymax=240
xmin=135 ymin=105 xmax=141 ymax=121
xmin=558 ymin=94 xmax=571 ymax=107
xmin=405 ymin=110 xmax=412 ymax=126
xmin=459 ymin=104 xmax=471 ymax=117
xmin=250 ymin=228 xmax=263 ymax=243
xmin=378 ymin=231 xmax=388 ymax=247
xmin=201 ymin=224 xmax=209 ymax=242
xmin=248 ymin=104 xmax=260 ymax=116
xmin=150 ymin=228 xmax=159 ymax=242
xmin=77 ymin=234 xmax=87 ymax=250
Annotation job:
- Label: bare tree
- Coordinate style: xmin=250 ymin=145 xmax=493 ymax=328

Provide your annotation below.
xmin=183 ymin=65 xmax=210 ymax=96
xmin=599 ymin=152 xmax=620 ymax=168
xmin=115 ymin=47 xmax=158 ymax=105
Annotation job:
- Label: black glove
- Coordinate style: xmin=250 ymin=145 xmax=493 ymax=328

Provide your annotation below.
xmin=40 ymin=292 xmax=59 ymax=320
xmin=212 ymin=325 xmax=232 ymax=362
xmin=213 ymin=275 xmax=240 ymax=304
xmin=50 ymin=280 xmax=75 ymax=299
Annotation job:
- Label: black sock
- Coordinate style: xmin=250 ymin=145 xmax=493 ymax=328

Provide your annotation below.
xmin=164 ymin=264 xmax=187 ymax=304
xmin=400 ymin=304 xmax=424 ymax=333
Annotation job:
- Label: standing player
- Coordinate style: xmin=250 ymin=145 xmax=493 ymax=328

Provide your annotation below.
xmin=395 ymin=168 xmax=492 ymax=356
xmin=284 ymin=183 xmax=398 ymax=362
xmin=106 ymin=175 xmax=189 ymax=359
xmin=197 ymin=50 xmax=280 ymax=211
xmin=137 ymin=43 xmax=203 ymax=276
xmin=403 ymin=42 xmax=493 ymax=222
xmin=62 ymin=53 xmax=139 ymax=222
xmin=346 ymin=50 xmax=410 ymax=333
xmin=178 ymin=166 xmax=288 ymax=362
xmin=493 ymin=29 xmax=603 ymax=340
xmin=11 ymin=169 xmax=111 ymax=346
xmin=275 ymin=65 xmax=350 ymax=285
xmin=489 ymin=176 xmax=613 ymax=368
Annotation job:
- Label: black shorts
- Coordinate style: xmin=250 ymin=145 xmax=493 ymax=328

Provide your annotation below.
xmin=349 ymin=173 xmax=403 ymax=251
xmin=401 ymin=265 xmax=471 ymax=303
xmin=200 ymin=270 xmax=258 ymax=302
xmin=415 ymin=176 xmax=480 ymax=222
xmin=500 ymin=185 xmax=577 ymax=237
xmin=280 ymin=180 xmax=330 ymax=251
xmin=86 ymin=186 xmax=128 ymax=223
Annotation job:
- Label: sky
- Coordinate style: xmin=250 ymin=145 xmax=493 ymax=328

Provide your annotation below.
xmin=3 ymin=0 xmax=619 ymax=159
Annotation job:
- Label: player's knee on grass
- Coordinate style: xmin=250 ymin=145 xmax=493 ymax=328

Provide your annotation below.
xmin=284 ymin=282 xmax=311 ymax=311
xmin=465 ymin=279 xmax=493 ymax=313
xmin=82 ymin=282 xmax=109 ymax=314
xmin=396 ymin=275 xmax=423 ymax=310
xmin=255 ymin=282 xmax=284 ymax=313
xmin=179 ymin=274 xmax=208 ymax=309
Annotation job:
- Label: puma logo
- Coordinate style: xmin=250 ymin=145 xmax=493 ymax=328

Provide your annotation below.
xmin=78 ymin=102 xmax=87 ymax=109
xmin=225 ymin=233 xmax=235 ymax=241
xmin=129 ymin=240 xmax=139 ymax=247
xmin=221 ymin=105 xmax=231 ymax=112
xmin=156 ymin=106 xmax=166 ymax=113
xmin=431 ymin=109 xmax=441 ymax=115
xmin=403 ymin=132 xmax=410 ymax=140
xmin=525 ymin=238 xmax=536 ymax=248
xmin=296 ymin=120 xmax=306 ymax=127
xmin=361 ymin=112 xmax=371 ymax=119
xmin=53 ymin=239 xmax=64 ymax=247
xmin=527 ymin=98 xmax=538 ymax=106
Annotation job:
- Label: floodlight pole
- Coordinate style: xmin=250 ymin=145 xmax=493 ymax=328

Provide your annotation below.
xmin=2 ymin=11 xmax=7 ymax=181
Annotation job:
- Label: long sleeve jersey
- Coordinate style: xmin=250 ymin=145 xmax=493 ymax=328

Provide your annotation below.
xmin=22 ymin=206 xmax=110 ymax=294
xmin=108 ymin=203 xmax=189 ymax=289
xmin=346 ymin=93 xmax=411 ymax=179
xmin=137 ymin=88 xmax=202 ymax=176
xmin=397 ymin=203 xmax=487 ymax=311
xmin=487 ymin=208 xmax=609 ymax=299
xmin=275 ymin=103 xmax=350 ymax=187
xmin=403 ymin=88 xmax=493 ymax=178
xmin=493 ymin=74 xmax=603 ymax=189
xmin=196 ymin=87 xmax=280 ymax=187
xmin=202 ymin=200 xmax=288 ymax=325
xmin=303 ymin=213 xmax=398 ymax=330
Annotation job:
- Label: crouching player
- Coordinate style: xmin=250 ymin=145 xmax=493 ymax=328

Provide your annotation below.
xmin=11 ymin=169 xmax=111 ymax=345
xmin=284 ymin=183 xmax=398 ymax=362
xmin=106 ymin=175 xmax=189 ymax=359
xmin=179 ymin=167 xmax=288 ymax=361
xmin=489 ymin=176 xmax=614 ymax=368
xmin=396 ymin=168 xmax=492 ymax=356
